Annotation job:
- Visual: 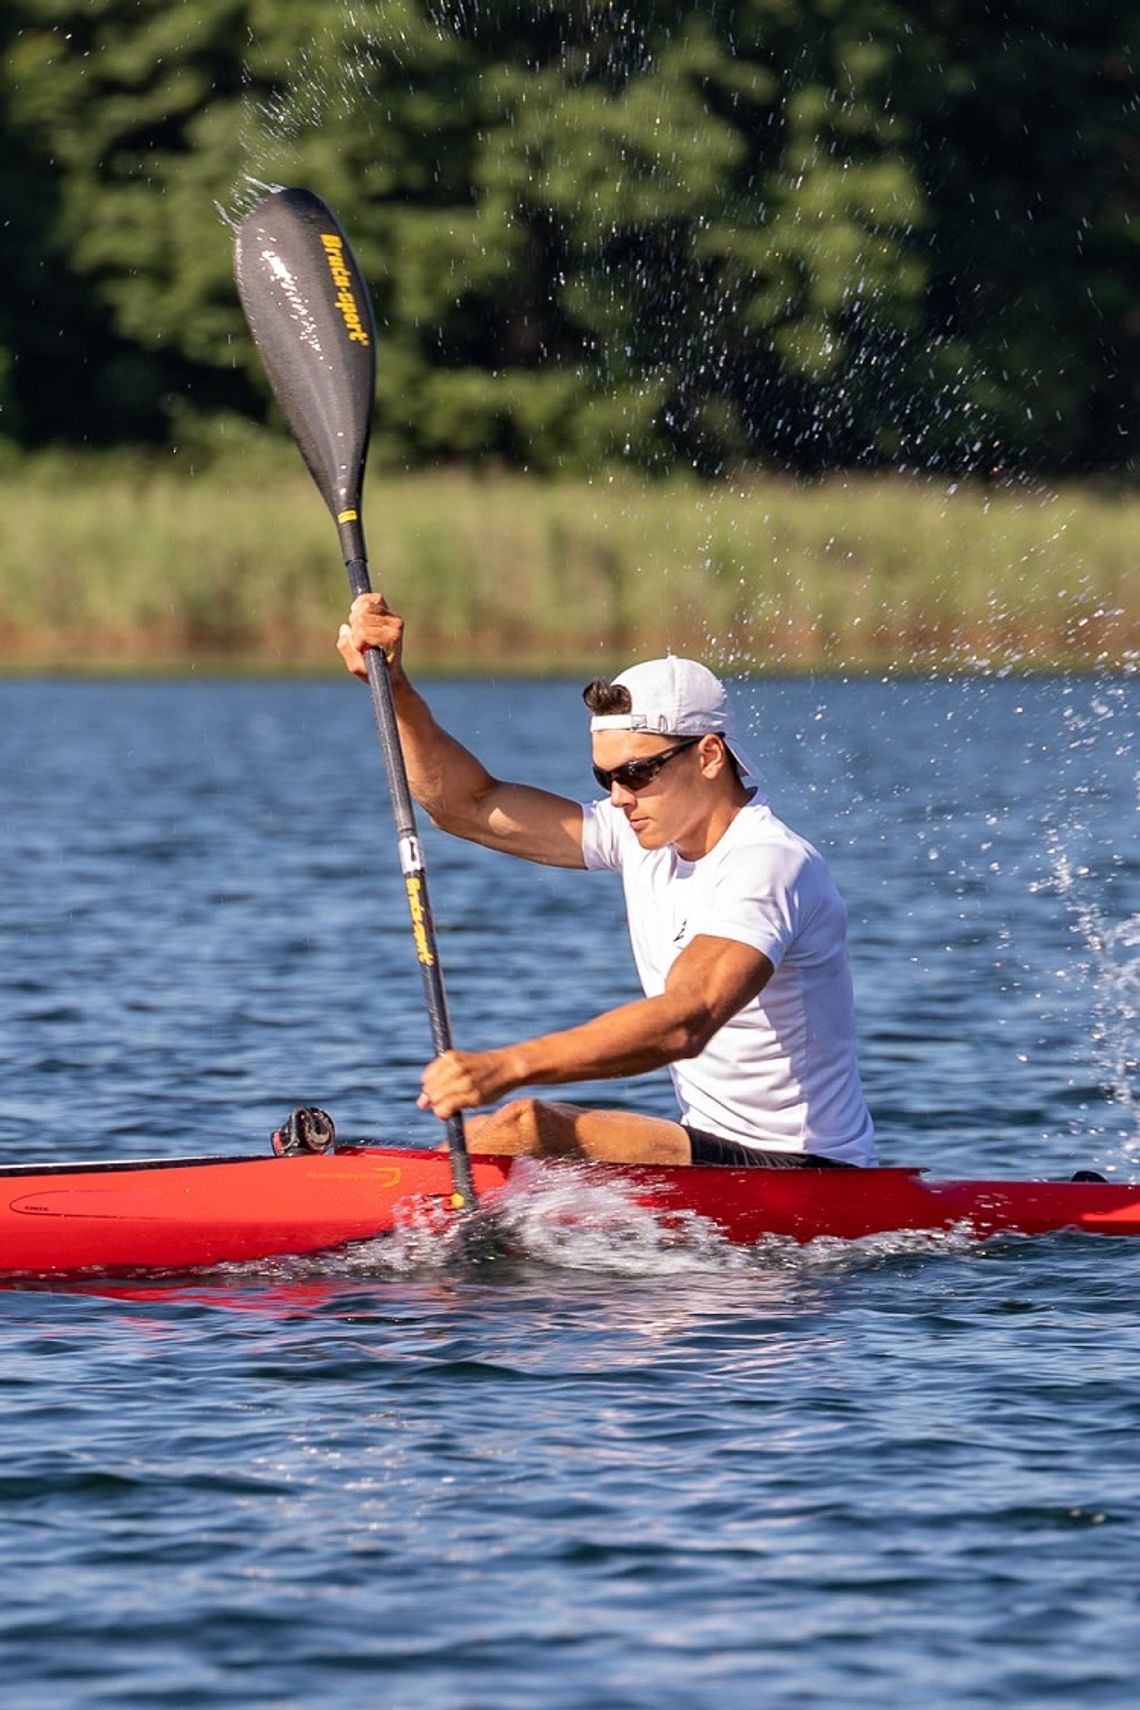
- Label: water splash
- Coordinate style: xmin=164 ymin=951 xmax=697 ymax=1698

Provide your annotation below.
xmin=1031 ymin=678 xmax=1140 ymax=1163
xmin=215 ymin=176 xmax=287 ymax=232
xmin=1040 ymin=826 xmax=1140 ymax=1161
xmin=486 ymin=1157 xmax=755 ymax=1274
xmin=372 ymin=1157 xmax=751 ymax=1277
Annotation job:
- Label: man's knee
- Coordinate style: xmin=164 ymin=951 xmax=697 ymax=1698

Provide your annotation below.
xmin=495 ymin=1097 xmax=545 ymax=1148
xmin=467 ymin=1097 xmax=548 ymax=1155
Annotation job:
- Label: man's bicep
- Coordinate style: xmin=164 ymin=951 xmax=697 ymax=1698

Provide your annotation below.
xmin=468 ymin=781 xmax=586 ymax=868
xmin=668 ymin=935 xmax=775 ymax=1022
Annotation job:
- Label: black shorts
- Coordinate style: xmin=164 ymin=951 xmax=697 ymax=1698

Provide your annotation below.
xmin=684 ymin=1127 xmax=856 ymax=1170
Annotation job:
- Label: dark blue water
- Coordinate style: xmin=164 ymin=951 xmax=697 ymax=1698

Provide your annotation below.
xmin=1 ymin=674 xmax=1137 ymax=1706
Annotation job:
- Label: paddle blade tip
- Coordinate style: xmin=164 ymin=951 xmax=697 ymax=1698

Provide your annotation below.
xmin=233 ymin=186 xmax=376 ymax=526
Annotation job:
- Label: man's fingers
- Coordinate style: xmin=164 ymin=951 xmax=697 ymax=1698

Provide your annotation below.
xmin=336 ymin=623 xmax=368 ymax=680
xmin=418 ymin=1085 xmax=460 ymax=1121
xmin=347 ymin=597 xmax=403 ymax=664
xmin=419 ymin=1051 xmax=474 ymax=1121
xmin=420 ymin=1048 xmax=513 ymax=1119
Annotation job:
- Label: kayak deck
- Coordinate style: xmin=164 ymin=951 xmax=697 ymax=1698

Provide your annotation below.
xmin=3 ymin=1146 xmax=1140 ymax=1278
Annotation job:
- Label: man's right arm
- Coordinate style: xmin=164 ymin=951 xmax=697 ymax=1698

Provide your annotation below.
xmin=338 ymin=594 xmax=585 ymax=870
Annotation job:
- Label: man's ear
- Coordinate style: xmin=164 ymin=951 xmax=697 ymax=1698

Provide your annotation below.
xmin=697 ymin=734 xmax=728 ymax=776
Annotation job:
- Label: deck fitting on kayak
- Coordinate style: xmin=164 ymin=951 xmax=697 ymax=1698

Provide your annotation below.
xmin=271 ymin=1107 xmax=337 ymax=1157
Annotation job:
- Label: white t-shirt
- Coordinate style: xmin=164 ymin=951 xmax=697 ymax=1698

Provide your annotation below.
xmin=580 ymin=796 xmax=876 ymax=1166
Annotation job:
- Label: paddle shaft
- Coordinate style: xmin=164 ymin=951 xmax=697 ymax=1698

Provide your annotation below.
xmin=343 ymin=543 xmax=474 ymax=1207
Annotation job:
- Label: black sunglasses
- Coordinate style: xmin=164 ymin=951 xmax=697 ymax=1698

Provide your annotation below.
xmin=592 ymin=737 xmax=701 ymax=793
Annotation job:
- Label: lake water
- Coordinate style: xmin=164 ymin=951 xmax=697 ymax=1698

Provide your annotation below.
xmin=1 ymin=672 xmax=1138 ymax=1706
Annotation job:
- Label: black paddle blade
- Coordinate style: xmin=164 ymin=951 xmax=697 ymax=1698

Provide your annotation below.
xmin=234 ymin=188 xmax=376 ymax=563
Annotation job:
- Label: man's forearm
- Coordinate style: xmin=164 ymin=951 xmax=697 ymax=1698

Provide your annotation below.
xmin=418 ymin=938 xmax=770 ymax=1118
xmin=500 ymin=991 xmax=714 ymax=1092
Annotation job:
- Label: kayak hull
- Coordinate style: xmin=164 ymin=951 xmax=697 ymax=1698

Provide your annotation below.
xmin=3 ymin=1146 xmax=1140 ymax=1277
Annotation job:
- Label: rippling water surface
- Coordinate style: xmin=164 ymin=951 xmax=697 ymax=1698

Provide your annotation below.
xmin=1 ymin=674 xmax=1137 ymax=1706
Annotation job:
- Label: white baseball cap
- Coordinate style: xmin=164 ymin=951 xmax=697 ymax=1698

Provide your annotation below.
xmin=589 ymin=657 xmax=761 ymax=780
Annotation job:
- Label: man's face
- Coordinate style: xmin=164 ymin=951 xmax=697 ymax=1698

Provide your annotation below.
xmin=590 ymin=731 xmax=709 ymax=850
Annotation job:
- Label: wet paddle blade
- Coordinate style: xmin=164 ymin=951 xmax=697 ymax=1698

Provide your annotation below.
xmin=234 ymin=188 xmax=376 ymax=556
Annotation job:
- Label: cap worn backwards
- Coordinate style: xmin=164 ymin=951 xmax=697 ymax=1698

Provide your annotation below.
xmin=588 ymin=657 xmax=761 ymax=781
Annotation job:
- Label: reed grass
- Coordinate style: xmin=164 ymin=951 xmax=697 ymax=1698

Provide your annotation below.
xmin=0 ymin=454 xmax=1135 ymax=673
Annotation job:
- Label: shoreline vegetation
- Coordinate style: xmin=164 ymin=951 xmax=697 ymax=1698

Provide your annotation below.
xmin=1 ymin=458 xmax=1136 ymax=675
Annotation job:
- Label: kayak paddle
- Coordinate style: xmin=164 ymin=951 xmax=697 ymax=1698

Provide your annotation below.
xmin=233 ymin=187 xmax=476 ymax=1210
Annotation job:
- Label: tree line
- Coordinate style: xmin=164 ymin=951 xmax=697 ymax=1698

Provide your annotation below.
xmin=0 ymin=0 xmax=1136 ymax=476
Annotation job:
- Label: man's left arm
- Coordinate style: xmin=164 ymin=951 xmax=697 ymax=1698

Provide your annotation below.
xmin=418 ymin=936 xmax=774 ymax=1119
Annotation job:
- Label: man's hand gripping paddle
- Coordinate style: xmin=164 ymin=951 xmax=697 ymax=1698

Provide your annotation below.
xmin=233 ymin=188 xmax=475 ymax=1211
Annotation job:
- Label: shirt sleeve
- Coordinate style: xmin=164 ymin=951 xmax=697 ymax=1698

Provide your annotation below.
xmin=579 ymin=798 xmax=630 ymax=873
xmin=687 ymin=842 xmax=817 ymax=970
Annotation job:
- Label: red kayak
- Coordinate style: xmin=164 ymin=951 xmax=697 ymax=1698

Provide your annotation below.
xmin=2 ymin=1144 xmax=1140 ymax=1277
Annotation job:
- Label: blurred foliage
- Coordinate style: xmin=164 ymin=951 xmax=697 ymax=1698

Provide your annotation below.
xmin=0 ymin=0 xmax=1136 ymax=474
xmin=0 ymin=461 xmax=1134 ymax=671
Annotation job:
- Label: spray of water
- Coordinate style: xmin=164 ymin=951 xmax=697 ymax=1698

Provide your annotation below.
xmin=1031 ymin=677 xmax=1140 ymax=1164
xmin=1039 ymin=835 xmax=1140 ymax=1160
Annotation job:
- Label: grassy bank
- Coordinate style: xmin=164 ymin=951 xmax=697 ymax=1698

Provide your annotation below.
xmin=0 ymin=457 xmax=1135 ymax=673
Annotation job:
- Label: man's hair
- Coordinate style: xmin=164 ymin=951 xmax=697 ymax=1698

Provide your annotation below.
xmin=582 ymin=678 xmax=633 ymax=716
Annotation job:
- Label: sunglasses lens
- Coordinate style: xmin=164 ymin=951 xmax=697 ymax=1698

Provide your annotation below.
xmin=592 ymin=738 xmax=700 ymax=793
xmin=594 ymin=756 xmax=658 ymax=791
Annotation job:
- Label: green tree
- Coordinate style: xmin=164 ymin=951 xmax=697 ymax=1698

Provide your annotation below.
xmin=1 ymin=0 xmax=251 ymax=440
xmin=0 ymin=0 xmax=1135 ymax=473
xmin=903 ymin=0 xmax=1140 ymax=471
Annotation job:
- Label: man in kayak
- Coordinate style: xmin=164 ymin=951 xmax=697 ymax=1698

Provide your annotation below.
xmin=339 ymin=595 xmax=875 ymax=1169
